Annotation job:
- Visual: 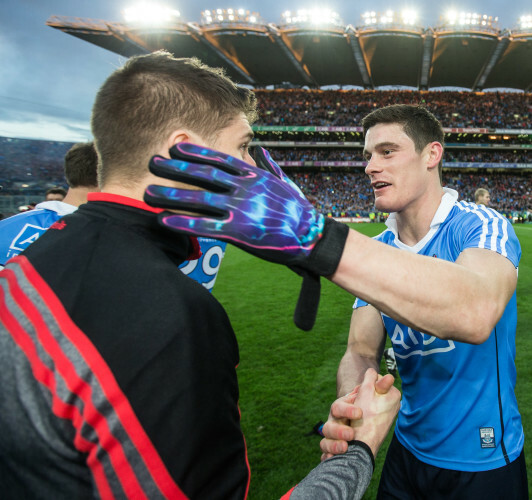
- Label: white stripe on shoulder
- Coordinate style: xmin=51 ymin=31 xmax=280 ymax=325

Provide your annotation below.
xmin=455 ymin=201 xmax=510 ymax=257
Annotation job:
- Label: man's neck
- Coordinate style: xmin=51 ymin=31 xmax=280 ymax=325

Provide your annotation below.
xmin=394 ymin=187 xmax=445 ymax=246
xmin=61 ymin=186 xmax=97 ymax=207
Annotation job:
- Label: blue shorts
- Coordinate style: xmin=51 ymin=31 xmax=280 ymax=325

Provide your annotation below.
xmin=377 ymin=433 xmax=529 ymax=499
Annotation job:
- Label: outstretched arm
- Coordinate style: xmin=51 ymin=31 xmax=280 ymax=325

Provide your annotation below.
xmin=332 ymin=232 xmax=517 ymax=343
xmin=145 ymin=143 xmax=518 ymax=342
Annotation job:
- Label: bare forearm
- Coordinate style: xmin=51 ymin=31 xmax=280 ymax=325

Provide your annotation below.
xmin=332 ymin=230 xmax=515 ymax=344
xmin=337 ymin=351 xmax=379 ymax=398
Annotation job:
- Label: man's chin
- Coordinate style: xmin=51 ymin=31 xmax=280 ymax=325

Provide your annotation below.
xmin=374 ymin=200 xmax=389 ymax=212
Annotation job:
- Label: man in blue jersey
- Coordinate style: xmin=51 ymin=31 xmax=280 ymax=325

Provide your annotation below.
xmin=318 ymin=104 xmax=527 ymax=498
xmin=147 ymin=103 xmax=527 ymax=498
xmin=0 ymin=141 xmax=98 ymax=269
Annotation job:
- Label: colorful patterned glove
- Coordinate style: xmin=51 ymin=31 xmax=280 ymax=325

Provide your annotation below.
xmin=253 ymin=147 xmax=326 ymax=331
xmin=144 ymin=143 xmax=349 ymax=329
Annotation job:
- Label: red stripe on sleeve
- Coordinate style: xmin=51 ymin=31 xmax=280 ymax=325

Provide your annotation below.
xmin=237 ymin=405 xmax=251 ymax=498
xmin=0 ymin=271 xmax=114 ymax=499
xmin=280 ymin=486 xmax=297 ymax=499
xmin=5 ymin=257 xmax=188 ymax=499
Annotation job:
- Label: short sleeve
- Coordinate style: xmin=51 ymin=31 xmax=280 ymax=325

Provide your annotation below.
xmin=460 ymin=206 xmax=521 ymax=268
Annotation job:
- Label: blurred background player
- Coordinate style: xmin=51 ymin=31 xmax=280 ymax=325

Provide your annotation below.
xmin=44 ymin=186 xmax=68 ymax=201
xmin=0 ymin=141 xmax=98 ymax=269
xmin=475 ymin=187 xmax=491 ymax=205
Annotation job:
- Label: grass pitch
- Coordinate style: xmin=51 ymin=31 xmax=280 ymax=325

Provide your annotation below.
xmin=213 ymin=223 xmax=532 ymax=499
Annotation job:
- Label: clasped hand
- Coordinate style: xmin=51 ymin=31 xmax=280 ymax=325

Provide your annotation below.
xmin=320 ymin=368 xmax=401 ymax=461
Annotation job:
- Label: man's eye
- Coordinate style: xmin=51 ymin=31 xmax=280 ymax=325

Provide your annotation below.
xmin=383 ymin=149 xmax=392 ymax=155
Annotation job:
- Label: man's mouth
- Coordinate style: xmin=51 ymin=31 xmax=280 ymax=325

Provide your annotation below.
xmin=373 ymin=182 xmax=391 ymax=190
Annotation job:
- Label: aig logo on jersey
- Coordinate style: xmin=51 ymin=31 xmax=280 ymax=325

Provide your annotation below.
xmin=9 ymin=224 xmax=47 ymax=253
xmin=382 ymin=317 xmax=456 ymax=359
xmin=479 ymin=427 xmax=496 ymax=448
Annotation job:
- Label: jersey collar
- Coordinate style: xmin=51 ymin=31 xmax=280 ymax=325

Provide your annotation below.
xmin=86 ymin=192 xmax=202 ymax=261
xmin=34 ymin=200 xmax=77 ymax=216
xmin=87 ymin=192 xmax=165 ymax=214
xmin=385 ymin=188 xmax=458 ymax=234
xmin=384 ymin=188 xmax=459 ymax=252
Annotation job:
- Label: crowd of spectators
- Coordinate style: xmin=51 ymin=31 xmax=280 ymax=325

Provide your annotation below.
xmin=444 ymin=172 xmax=530 ymax=214
xmin=0 ymin=89 xmax=530 ymax=219
xmin=255 ymin=89 xmax=531 ymax=129
xmin=444 ymin=150 xmax=530 ymax=164
xmin=289 ymin=171 xmax=375 ymax=216
xmin=255 ymin=130 xmax=532 ymax=145
xmin=287 ymin=171 xmax=531 ymax=217
xmin=0 ymin=137 xmax=70 ymax=195
xmin=267 ymin=147 xmax=530 ymax=164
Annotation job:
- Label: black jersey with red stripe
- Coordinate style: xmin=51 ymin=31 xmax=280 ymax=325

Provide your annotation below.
xmin=0 ymin=194 xmax=250 ymax=499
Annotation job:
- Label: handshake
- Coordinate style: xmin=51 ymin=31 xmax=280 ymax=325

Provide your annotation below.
xmin=144 ymin=143 xmax=350 ymax=331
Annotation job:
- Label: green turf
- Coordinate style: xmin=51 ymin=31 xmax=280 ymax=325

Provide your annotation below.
xmin=212 ymin=222 xmax=531 ymax=499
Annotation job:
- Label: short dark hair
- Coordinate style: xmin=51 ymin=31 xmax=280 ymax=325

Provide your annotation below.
xmin=91 ymin=51 xmax=258 ymax=186
xmin=361 ymin=104 xmax=445 ymax=180
xmin=64 ymin=142 xmax=98 ymax=188
xmin=45 ymin=187 xmax=67 ymax=199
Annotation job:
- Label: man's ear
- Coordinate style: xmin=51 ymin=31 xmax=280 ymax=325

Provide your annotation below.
xmin=426 ymin=141 xmax=444 ymax=171
xmin=165 ymin=130 xmax=206 ymax=156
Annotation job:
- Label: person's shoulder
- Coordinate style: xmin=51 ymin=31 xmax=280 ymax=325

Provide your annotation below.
xmin=34 ymin=200 xmax=77 ymax=217
xmin=449 ymin=200 xmax=511 ymax=227
xmin=0 ymin=207 xmax=54 ymax=229
xmin=372 ymin=227 xmax=395 ymax=244
xmin=448 ymin=200 xmax=520 ymax=261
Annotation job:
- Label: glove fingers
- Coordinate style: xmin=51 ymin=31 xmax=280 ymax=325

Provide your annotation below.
xmin=158 ymin=212 xmax=222 ymax=238
xmin=144 ymin=184 xmax=228 ymax=218
xmin=170 ymin=142 xmax=249 ymax=176
xmin=253 ymin=147 xmax=284 ymax=178
xmin=149 ymin=156 xmax=234 ymax=193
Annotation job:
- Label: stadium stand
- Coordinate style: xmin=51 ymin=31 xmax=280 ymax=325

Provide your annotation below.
xmin=254 ymin=89 xmax=531 ymax=128
xmin=2 ymin=9 xmax=531 ymax=219
xmin=45 ymin=9 xmax=532 ymax=92
xmin=0 ymin=88 xmax=530 ymax=219
xmin=287 ymin=171 xmax=530 ymax=219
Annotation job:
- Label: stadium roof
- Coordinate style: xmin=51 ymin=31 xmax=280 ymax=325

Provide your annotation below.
xmin=46 ymin=15 xmax=532 ymax=92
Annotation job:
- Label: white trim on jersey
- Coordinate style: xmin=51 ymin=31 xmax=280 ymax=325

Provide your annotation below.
xmin=456 ymin=201 xmax=511 ymax=257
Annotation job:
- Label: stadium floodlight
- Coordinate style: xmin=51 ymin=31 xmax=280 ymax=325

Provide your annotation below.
xmin=123 ymin=2 xmax=181 ymax=26
xmin=201 ymin=7 xmax=262 ymax=25
xmin=519 ymin=15 xmax=532 ymax=29
xmin=401 ymin=9 xmax=418 ymax=25
xmin=280 ymin=8 xmax=343 ymax=27
xmin=443 ymin=10 xmax=497 ymax=29
xmin=362 ymin=11 xmax=378 ymax=25
xmin=361 ymin=9 xmax=420 ymax=28
xmin=380 ymin=13 xmax=392 ymax=24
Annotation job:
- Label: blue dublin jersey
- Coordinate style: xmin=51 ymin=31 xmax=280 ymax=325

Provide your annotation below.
xmin=355 ymin=189 xmax=523 ymax=471
xmin=179 ymin=237 xmax=227 ymax=292
xmin=0 ymin=201 xmax=76 ymax=268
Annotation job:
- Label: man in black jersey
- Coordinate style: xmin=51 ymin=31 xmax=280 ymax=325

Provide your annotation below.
xmin=0 ymin=50 xmax=399 ymax=499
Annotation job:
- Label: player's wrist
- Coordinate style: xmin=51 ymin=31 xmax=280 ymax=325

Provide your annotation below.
xmin=305 ymin=218 xmax=349 ymax=276
xmin=346 ymin=440 xmax=375 ymax=470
